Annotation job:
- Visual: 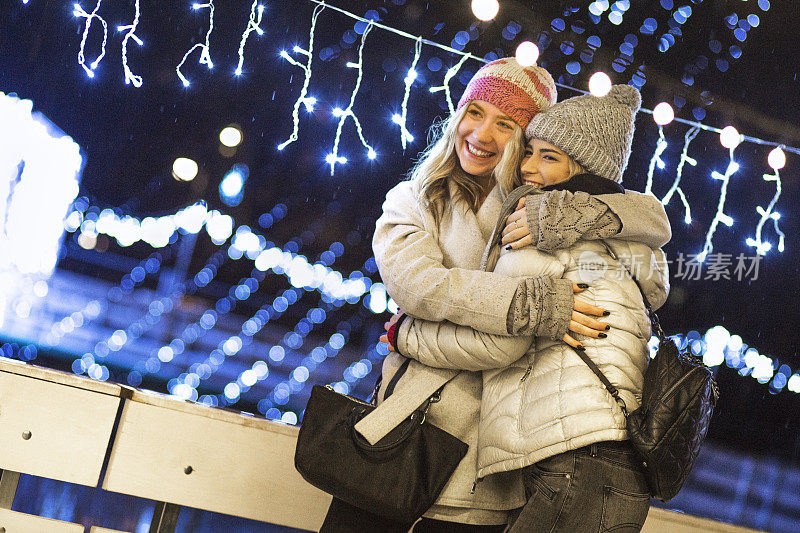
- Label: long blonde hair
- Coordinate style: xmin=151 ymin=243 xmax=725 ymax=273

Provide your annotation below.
xmin=408 ymin=105 xmax=525 ymax=223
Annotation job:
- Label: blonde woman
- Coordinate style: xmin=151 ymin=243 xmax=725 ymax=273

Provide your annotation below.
xmin=321 ymin=60 xmax=669 ymax=532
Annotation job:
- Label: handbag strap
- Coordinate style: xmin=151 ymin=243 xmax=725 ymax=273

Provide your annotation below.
xmin=571 ymin=346 xmax=628 ymax=417
xmin=384 ymin=358 xmax=411 ymax=400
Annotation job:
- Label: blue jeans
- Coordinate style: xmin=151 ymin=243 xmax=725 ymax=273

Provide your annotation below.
xmin=507 ymin=441 xmax=650 ymax=533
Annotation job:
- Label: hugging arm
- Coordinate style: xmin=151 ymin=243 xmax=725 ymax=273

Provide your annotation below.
xmin=373 ymin=181 xmax=573 ymax=336
xmin=504 ymin=189 xmax=672 ymax=252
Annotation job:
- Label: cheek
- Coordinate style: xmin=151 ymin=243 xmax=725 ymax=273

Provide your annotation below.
xmin=494 ymin=131 xmax=513 ymax=154
xmin=545 ymin=164 xmax=572 ymax=184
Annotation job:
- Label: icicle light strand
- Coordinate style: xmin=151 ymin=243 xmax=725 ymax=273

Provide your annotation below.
xmin=117 ymin=0 xmax=142 ymax=87
xmin=176 ymin=1 xmax=215 ymax=87
xmin=73 ymin=0 xmax=108 ymax=78
xmin=235 ymin=1 xmax=265 ymax=76
xmin=326 ymin=21 xmax=375 ymax=175
xmin=277 ymin=2 xmax=324 ymax=151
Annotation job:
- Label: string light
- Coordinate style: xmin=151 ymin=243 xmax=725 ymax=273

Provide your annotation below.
xmin=64 ymin=201 xmax=237 ymax=249
xmin=235 ymin=1 xmax=265 ymax=76
xmin=326 ymin=21 xmax=375 ymax=175
xmin=393 ymin=37 xmax=422 ymax=150
xmin=117 ymin=0 xmax=142 ymax=87
xmin=670 ymin=325 xmax=796 ymax=395
xmin=277 ymin=2 xmax=324 ymax=151
xmin=719 ymin=125 xmax=742 ymax=150
xmin=645 ymin=126 xmax=668 ymax=196
xmin=73 ymin=1 xmax=108 ymax=78
xmin=661 ymin=125 xmax=699 ymax=225
xmin=84 ymin=245 xmax=228 ymax=371
xmin=173 ymin=236 xmax=353 ymax=401
xmin=44 ymin=249 xmax=171 ymax=347
xmin=429 ymin=54 xmax=470 ymax=114
xmin=176 ymin=1 xmax=215 ymax=87
xmin=698 ymin=145 xmax=740 ymax=263
xmin=514 ymin=41 xmax=539 ymax=67
xmin=652 ymin=102 xmax=674 ymax=126
xmin=747 ymin=147 xmax=785 ymax=255
xmin=471 ymin=0 xmax=499 ymax=21
xmin=588 ymin=71 xmax=612 ymax=97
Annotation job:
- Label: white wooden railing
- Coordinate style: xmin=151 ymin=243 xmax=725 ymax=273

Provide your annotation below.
xmin=0 ymin=358 xmax=761 ymax=533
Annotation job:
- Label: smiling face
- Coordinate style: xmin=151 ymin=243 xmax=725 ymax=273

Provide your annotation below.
xmin=520 ymin=138 xmax=578 ymax=187
xmin=455 ymin=101 xmax=516 ymax=178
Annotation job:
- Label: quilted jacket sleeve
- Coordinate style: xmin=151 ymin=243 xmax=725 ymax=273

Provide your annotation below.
xmin=394 ymin=316 xmax=532 ymax=371
xmin=605 ymin=240 xmax=671 ymax=311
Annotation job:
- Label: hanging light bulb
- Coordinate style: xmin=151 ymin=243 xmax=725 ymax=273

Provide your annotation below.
xmin=588 ymin=71 xmax=612 ymax=97
xmin=172 ymin=158 xmax=198 ymax=182
xmin=768 ymin=146 xmax=786 ymax=170
xmin=653 ymin=102 xmax=674 ymax=126
xmin=471 ymin=0 xmax=499 ymax=21
xmin=515 ymin=41 xmax=539 ymax=66
xmin=720 ymin=126 xmax=741 ymax=149
xmin=219 ymin=125 xmax=243 ymax=147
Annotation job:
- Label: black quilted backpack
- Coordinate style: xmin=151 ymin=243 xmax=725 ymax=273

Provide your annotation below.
xmin=573 ymin=259 xmax=719 ymax=502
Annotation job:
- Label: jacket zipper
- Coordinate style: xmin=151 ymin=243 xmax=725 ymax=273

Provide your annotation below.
xmin=520 ymin=353 xmax=534 ymax=382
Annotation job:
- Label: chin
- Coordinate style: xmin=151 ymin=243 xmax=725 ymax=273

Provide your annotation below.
xmin=457 ymin=149 xmax=495 ymax=177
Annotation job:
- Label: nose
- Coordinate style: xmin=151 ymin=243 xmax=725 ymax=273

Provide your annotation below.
xmin=472 ymin=119 xmax=493 ymax=145
xmin=521 ymin=155 xmax=539 ymax=175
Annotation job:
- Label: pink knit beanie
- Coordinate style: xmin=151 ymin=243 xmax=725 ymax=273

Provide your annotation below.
xmin=457 ymin=57 xmax=557 ymax=130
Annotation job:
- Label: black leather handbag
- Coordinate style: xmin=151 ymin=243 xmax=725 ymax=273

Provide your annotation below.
xmin=574 ymin=263 xmax=719 ymax=502
xmin=294 ymin=360 xmax=468 ymax=526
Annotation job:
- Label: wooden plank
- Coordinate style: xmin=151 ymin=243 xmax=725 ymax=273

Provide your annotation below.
xmin=643 ymin=507 xmax=764 ymax=533
xmin=89 ymin=527 xmax=133 ymax=533
xmin=0 ymin=358 xmax=122 ymax=396
xmin=120 ymin=388 xmax=299 ymax=432
xmin=102 ymin=400 xmax=330 ymax=531
xmin=0 ymin=508 xmax=83 ymax=532
xmin=0 ymin=372 xmax=121 ymax=486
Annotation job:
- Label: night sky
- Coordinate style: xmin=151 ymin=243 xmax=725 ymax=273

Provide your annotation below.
xmin=2 ymin=0 xmax=800 ymax=458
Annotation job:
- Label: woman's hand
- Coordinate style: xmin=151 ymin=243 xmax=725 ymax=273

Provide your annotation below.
xmin=502 ymin=197 xmax=533 ymax=249
xmin=563 ymin=283 xmax=610 ymax=351
xmin=379 ymin=311 xmax=404 ymax=352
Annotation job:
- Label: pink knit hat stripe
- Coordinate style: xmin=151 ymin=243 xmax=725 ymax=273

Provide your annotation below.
xmin=456 ymin=57 xmax=557 ymax=131
xmin=459 ymin=78 xmax=547 ymax=129
xmin=524 ymin=69 xmax=555 ymax=108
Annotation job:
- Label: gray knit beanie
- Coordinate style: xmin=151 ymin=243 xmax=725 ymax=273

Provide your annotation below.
xmin=525 ymin=85 xmax=641 ymax=183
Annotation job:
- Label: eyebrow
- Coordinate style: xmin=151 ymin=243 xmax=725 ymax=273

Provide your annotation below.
xmin=469 ymin=102 xmax=513 ymax=122
xmin=539 ymin=148 xmax=565 ymax=156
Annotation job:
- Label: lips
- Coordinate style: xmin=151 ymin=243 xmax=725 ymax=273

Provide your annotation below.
xmin=523 ymin=178 xmax=544 ymax=186
xmin=465 ymin=141 xmax=494 ymax=159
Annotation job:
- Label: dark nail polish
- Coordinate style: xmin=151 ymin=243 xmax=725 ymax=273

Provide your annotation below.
xmin=577 ymin=283 xmax=589 ymax=289
xmin=575 ymin=345 xmax=586 ymax=351
xmin=605 ymin=325 xmax=611 ymax=331
xmin=598 ymin=332 xmax=607 ymax=338
xmin=505 ymin=245 xmax=512 ymax=250
xmin=602 ymin=311 xmax=610 ymax=316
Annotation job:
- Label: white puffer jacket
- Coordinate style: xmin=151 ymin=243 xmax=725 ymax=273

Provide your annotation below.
xmin=395 ymin=237 xmax=669 ymax=479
